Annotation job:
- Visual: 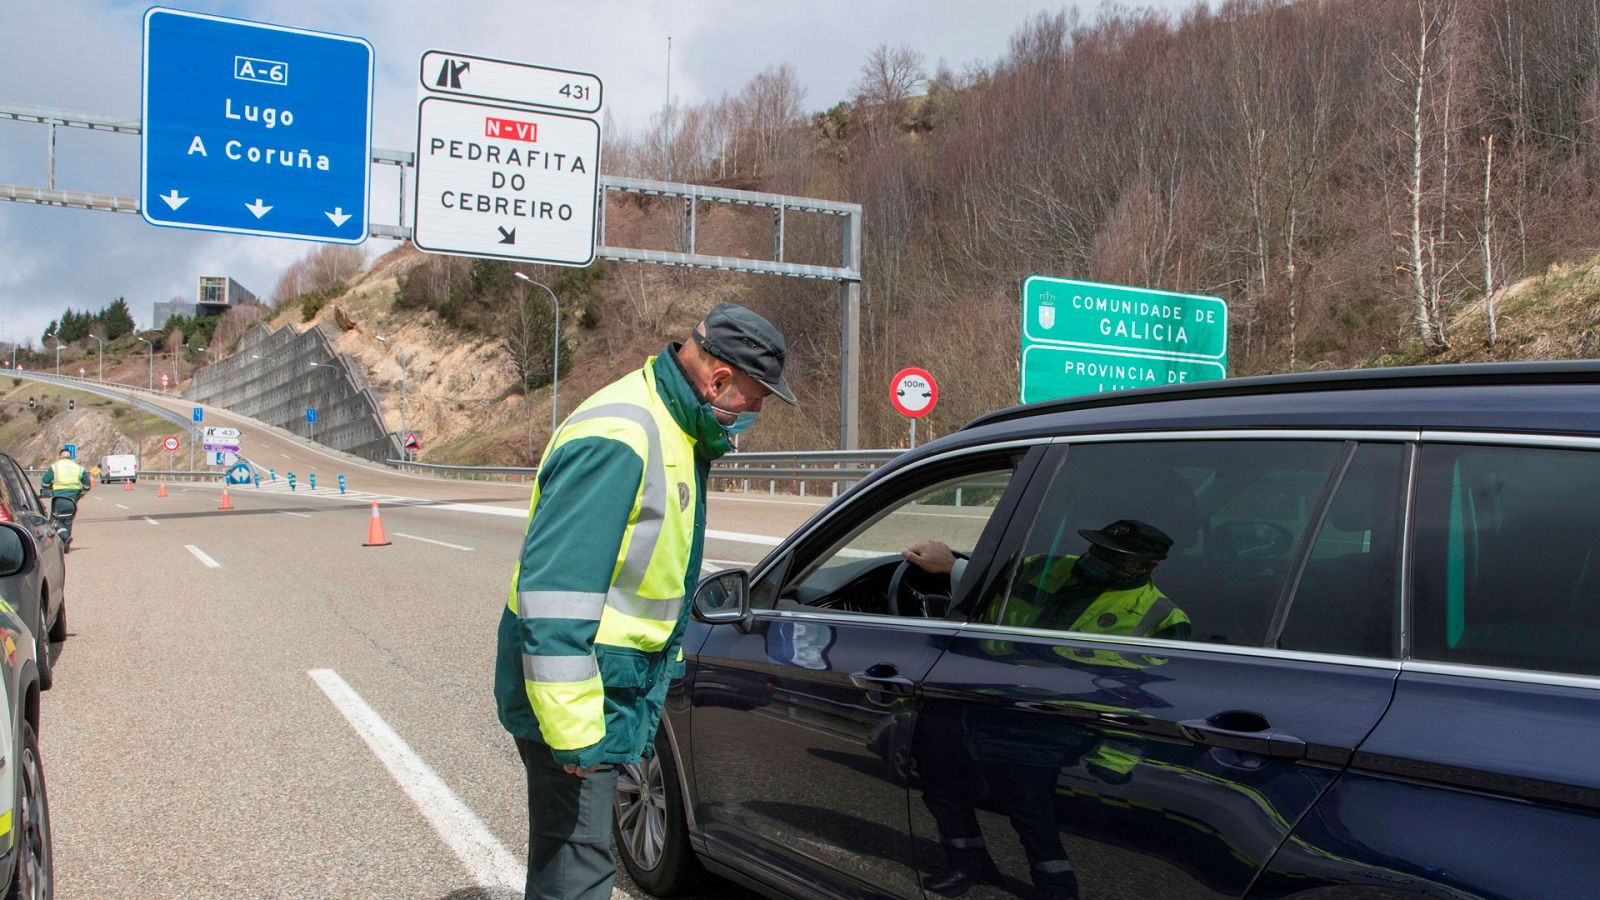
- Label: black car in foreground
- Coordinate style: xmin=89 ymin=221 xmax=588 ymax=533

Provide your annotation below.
xmin=617 ymin=361 xmax=1600 ymax=900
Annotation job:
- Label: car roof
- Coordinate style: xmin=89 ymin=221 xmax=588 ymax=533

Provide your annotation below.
xmin=955 ymin=360 xmax=1600 ymax=446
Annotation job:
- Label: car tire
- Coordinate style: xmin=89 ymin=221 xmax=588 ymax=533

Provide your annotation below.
xmin=45 ymin=602 xmax=63 ymax=646
xmin=5 ymin=721 xmax=51 ymax=900
xmin=614 ymin=730 xmax=706 ymax=897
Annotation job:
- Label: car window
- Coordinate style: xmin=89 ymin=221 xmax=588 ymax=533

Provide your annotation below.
xmin=986 ymin=440 xmax=1346 ymax=646
xmin=1412 ymin=444 xmax=1600 ymax=677
xmin=1276 ymin=443 xmax=1408 ymax=658
xmin=0 ymin=458 xmax=36 ymax=514
xmin=771 ymin=464 xmax=1015 ymax=618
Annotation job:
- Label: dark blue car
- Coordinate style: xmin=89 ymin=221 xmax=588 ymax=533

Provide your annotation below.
xmin=616 ymin=361 xmax=1600 ymax=899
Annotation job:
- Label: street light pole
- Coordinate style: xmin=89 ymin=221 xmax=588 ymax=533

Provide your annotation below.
xmin=374 ymin=336 xmax=411 ymax=461
xmin=135 ymin=336 xmax=152 ymax=389
xmin=88 ymin=334 xmax=104 ymax=381
xmin=513 ymin=272 xmax=561 ymax=439
xmin=52 ymin=340 xmax=61 ymax=376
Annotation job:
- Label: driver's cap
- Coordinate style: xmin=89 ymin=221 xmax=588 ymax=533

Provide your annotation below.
xmin=1078 ymin=519 xmax=1173 ymax=561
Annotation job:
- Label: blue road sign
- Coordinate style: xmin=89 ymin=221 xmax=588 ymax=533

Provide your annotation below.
xmin=141 ymin=8 xmax=373 ymax=243
xmin=192 ymin=406 xmax=203 ymax=423
xmin=63 ymin=444 xmax=76 ymax=461
xmin=306 ymin=407 xmax=317 ymax=423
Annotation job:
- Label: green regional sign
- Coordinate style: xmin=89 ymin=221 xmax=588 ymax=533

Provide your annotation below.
xmin=1021 ymin=345 xmax=1227 ymax=404
xmin=1022 ymin=275 xmax=1228 ymax=361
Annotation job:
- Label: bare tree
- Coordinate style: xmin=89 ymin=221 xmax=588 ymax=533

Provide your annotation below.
xmin=1482 ymin=132 xmax=1499 ymax=345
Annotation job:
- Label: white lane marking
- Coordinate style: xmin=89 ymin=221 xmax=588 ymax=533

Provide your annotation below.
xmin=392 ymin=532 xmax=474 ymax=552
xmin=143 ymin=517 xmax=159 ymax=526
xmin=280 ymin=511 xmax=312 ymax=519
xmin=709 ymin=493 xmax=831 ymax=508
xmin=706 ymin=529 xmax=782 ymax=546
xmin=185 ymin=545 xmax=220 ymax=568
xmin=308 ymin=669 xmax=524 ymax=893
xmin=280 ymin=452 xmax=291 ymax=459
xmin=702 ymin=558 xmax=755 ymax=572
xmin=115 ymin=503 xmax=129 ymax=510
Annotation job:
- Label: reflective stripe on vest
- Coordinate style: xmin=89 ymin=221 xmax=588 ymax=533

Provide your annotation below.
xmin=49 ymin=460 xmax=83 ymax=491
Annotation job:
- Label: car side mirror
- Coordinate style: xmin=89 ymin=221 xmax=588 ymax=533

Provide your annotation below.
xmin=693 ymin=569 xmax=750 ymax=627
xmin=0 ymin=523 xmax=37 ymax=579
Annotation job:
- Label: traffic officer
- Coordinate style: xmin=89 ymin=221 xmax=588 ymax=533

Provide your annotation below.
xmin=39 ymin=448 xmax=88 ymax=501
xmin=495 ymin=303 xmax=794 ymax=900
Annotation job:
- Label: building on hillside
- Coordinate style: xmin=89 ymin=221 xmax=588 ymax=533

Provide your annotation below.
xmin=152 ymin=276 xmax=259 ymax=329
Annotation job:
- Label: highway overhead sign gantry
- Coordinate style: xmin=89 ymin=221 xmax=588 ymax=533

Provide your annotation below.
xmin=412 ymin=96 xmax=601 ymax=266
xmin=140 ymin=8 xmax=373 ymax=243
xmin=419 ymin=51 xmax=602 ymax=114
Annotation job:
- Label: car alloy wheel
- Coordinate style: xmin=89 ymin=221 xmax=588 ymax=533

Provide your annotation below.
xmin=14 ymin=724 xmax=51 ymax=900
xmin=615 ymin=755 xmax=667 ymax=872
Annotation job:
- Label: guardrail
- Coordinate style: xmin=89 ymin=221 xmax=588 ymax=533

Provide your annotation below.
xmin=390 ymin=449 xmax=904 ymax=497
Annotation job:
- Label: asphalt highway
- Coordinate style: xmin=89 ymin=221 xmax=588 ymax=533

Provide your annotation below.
xmin=42 ymin=473 xmax=821 ymax=898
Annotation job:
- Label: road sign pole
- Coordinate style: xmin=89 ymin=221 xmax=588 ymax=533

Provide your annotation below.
xmin=910 ymin=418 xmax=917 ymax=450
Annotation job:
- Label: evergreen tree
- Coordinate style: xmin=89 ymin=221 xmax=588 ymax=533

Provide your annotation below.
xmin=100 ymin=298 xmax=135 ymax=339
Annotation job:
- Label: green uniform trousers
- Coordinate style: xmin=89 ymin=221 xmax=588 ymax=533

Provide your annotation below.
xmin=515 ymin=738 xmax=618 ymax=900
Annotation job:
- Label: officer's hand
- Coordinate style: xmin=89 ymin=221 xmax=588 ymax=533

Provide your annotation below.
xmin=563 ymin=764 xmax=603 ymax=779
xmin=902 ymin=540 xmax=956 ymax=575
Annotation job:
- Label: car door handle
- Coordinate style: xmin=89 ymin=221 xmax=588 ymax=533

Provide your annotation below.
xmin=849 ymin=664 xmax=915 ymax=696
xmin=1179 ymin=710 xmax=1306 ymax=760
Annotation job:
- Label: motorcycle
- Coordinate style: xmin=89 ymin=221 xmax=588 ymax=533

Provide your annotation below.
xmin=48 ymin=494 xmax=78 ymax=553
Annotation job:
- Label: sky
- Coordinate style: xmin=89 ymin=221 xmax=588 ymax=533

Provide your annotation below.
xmin=0 ymin=0 xmax=1193 ymax=345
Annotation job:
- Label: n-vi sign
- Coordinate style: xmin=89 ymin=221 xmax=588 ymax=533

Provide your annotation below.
xmin=141 ymin=8 xmax=373 ymax=243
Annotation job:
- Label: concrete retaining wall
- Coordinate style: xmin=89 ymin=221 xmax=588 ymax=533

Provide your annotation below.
xmin=185 ymin=324 xmax=400 ymax=462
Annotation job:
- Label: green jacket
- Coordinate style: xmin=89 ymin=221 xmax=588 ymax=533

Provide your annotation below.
xmin=495 ymin=348 xmax=721 ymax=768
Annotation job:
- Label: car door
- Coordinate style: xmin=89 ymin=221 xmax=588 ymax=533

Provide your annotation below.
xmin=0 ymin=460 xmax=57 ymax=629
xmin=1254 ymin=437 xmax=1600 ymax=897
xmin=690 ymin=444 xmax=1047 ymax=898
xmin=911 ymin=436 xmax=1409 ymax=899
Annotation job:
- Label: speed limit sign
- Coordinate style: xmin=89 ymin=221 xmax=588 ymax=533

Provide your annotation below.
xmin=163 ymin=435 xmax=180 ymax=452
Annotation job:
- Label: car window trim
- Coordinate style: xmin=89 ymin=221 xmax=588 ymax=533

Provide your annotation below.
xmin=1398 ymin=659 xmax=1600 ymax=692
xmin=745 ymin=437 xmax=1053 ymax=589
xmin=1049 ymin=428 xmax=1423 ymax=445
xmin=754 ymin=608 xmax=969 ymax=634
xmin=1420 ymin=430 xmax=1600 ymax=450
xmin=953 ymin=620 xmax=1404 ymax=671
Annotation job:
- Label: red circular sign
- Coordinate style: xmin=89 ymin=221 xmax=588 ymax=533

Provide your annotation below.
xmin=890 ymin=367 xmax=938 ymax=418
xmin=163 ymin=436 xmax=180 ymax=452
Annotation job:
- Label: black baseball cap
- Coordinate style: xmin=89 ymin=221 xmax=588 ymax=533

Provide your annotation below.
xmin=696 ymin=302 xmax=796 ymax=405
xmin=1078 ymin=519 xmax=1174 ymax=561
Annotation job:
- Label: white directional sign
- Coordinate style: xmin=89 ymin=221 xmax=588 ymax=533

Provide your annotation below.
xmin=206 ymin=450 xmax=239 ymax=467
xmin=419 ymin=51 xmax=602 ymax=114
xmin=412 ymin=96 xmax=601 ymax=266
xmin=202 ymin=426 xmax=242 ymax=452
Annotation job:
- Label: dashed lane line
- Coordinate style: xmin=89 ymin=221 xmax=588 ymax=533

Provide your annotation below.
xmin=143 ymin=517 xmax=159 ymax=526
xmin=391 ymin=532 xmax=474 ymax=552
xmin=280 ymin=511 xmax=312 ymax=519
xmin=308 ymin=669 xmax=525 ymax=894
xmin=115 ymin=503 xmax=129 ymax=510
xmin=185 ymin=545 xmax=220 ymax=568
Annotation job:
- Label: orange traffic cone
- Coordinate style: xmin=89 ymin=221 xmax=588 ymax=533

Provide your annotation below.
xmin=158 ymin=482 xmax=168 ymax=498
xmin=124 ymin=479 xmax=133 ymax=492
xmin=218 ymin=486 xmax=234 ymax=511
xmin=363 ymin=500 xmax=391 ymax=547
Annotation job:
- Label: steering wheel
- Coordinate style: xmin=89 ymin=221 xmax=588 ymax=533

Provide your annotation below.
xmin=885 ymin=559 xmax=933 ymax=618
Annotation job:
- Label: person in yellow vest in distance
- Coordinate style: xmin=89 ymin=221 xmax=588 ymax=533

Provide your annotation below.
xmin=39 ymin=448 xmax=89 ymax=501
xmin=495 ymin=302 xmax=794 ymax=900
xmin=903 ymin=520 xmax=1187 ymax=899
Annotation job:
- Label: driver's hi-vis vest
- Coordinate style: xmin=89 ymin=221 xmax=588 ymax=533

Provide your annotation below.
xmin=496 ymin=354 xmax=705 ymax=769
xmin=47 ymin=459 xmax=85 ymax=492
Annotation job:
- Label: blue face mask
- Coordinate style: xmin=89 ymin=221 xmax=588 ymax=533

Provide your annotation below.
xmin=718 ymin=409 xmax=759 ymax=436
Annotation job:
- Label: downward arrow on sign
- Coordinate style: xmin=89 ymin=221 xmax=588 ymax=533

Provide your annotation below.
xmin=160 ymin=189 xmax=188 ymax=210
xmin=326 ymin=207 xmax=351 ymax=227
xmin=245 ymin=198 xmax=273 ymax=218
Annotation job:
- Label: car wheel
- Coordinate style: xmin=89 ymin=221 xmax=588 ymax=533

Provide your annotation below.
xmin=5 ymin=722 xmax=52 ymax=900
xmin=614 ymin=731 xmax=705 ymax=896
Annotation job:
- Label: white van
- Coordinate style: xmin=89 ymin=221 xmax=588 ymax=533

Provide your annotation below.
xmin=99 ymin=454 xmax=137 ymax=484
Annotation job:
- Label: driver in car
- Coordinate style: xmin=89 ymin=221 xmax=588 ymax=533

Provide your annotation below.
xmin=903 ymin=518 xmax=1190 ymax=639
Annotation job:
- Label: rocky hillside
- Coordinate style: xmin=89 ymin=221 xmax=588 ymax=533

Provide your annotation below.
xmin=0 ymin=379 xmax=175 ymax=471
